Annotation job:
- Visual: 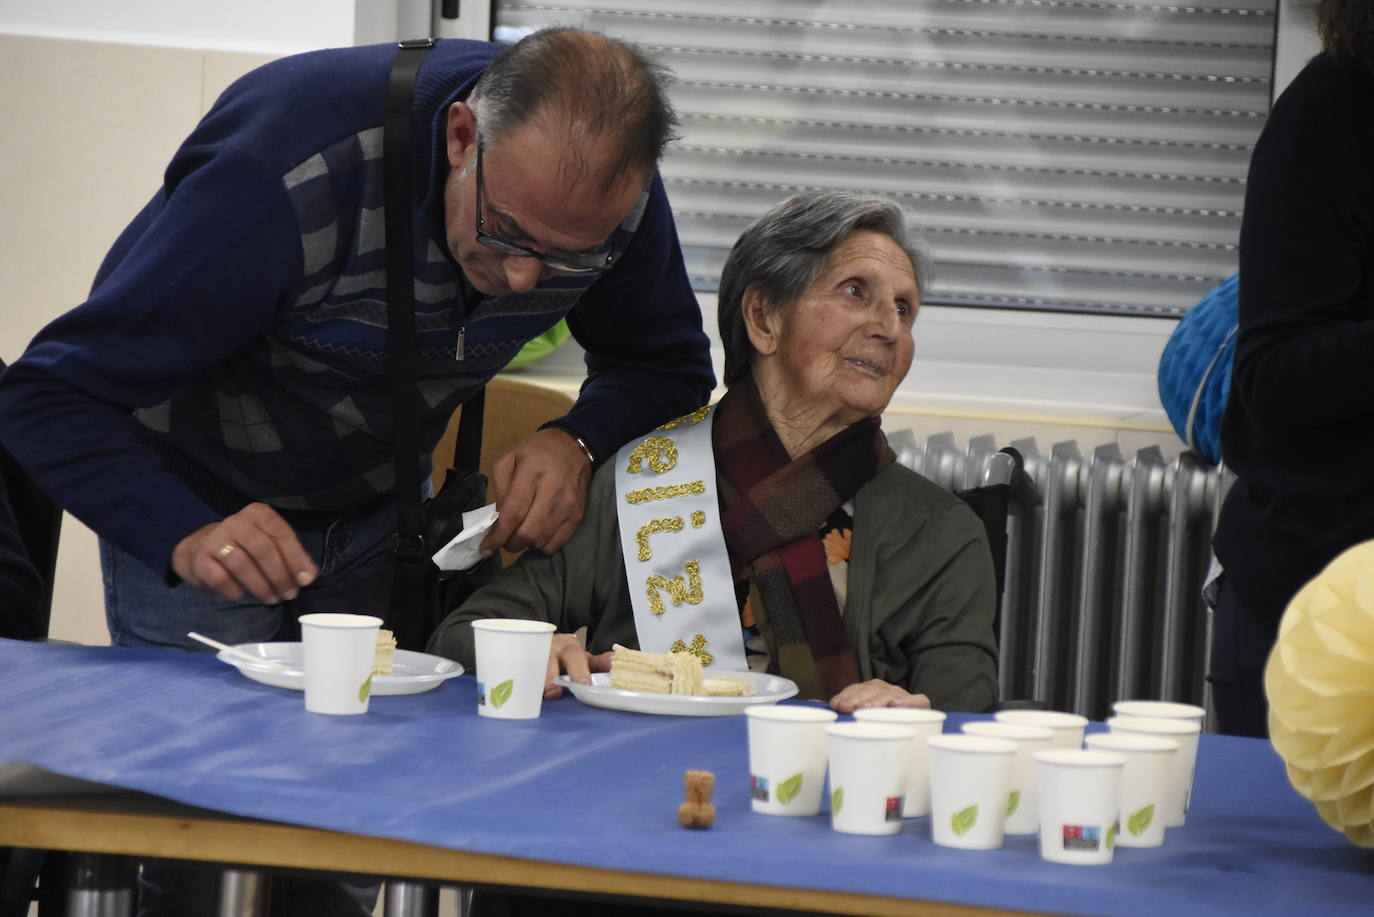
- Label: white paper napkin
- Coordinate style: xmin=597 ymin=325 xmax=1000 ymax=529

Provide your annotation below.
xmin=430 ymin=503 xmax=499 ymax=572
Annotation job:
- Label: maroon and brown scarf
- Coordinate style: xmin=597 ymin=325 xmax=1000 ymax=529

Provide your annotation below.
xmin=713 ymin=376 xmax=894 ymax=700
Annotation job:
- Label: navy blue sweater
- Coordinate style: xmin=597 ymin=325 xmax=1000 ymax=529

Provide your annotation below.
xmin=0 ymin=39 xmax=713 ymax=577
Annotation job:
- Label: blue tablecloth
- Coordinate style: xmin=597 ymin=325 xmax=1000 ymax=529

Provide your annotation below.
xmin=1 ymin=639 xmax=1370 ymax=916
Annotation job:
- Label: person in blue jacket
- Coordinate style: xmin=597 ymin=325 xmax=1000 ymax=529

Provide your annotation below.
xmin=0 ymin=28 xmax=713 ymax=657
xmin=0 ymin=26 xmax=713 ymax=917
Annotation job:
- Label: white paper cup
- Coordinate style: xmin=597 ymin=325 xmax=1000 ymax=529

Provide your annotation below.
xmin=962 ymin=721 xmax=1057 ymax=835
xmin=470 ymin=619 xmax=556 ymax=720
xmin=1035 ymin=749 xmax=1127 ymax=865
xmin=826 ymin=723 xmax=915 ymax=835
xmin=994 ymin=709 xmax=1089 ymax=749
xmin=853 ymin=708 xmax=947 ymax=816
xmin=299 ymin=613 xmax=383 ymax=716
xmin=1106 ymin=715 xmax=1201 ymax=827
xmin=927 ymin=734 xmax=1018 ymax=850
xmin=745 ymin=706 xmax=838 ymax=816
xmin=1085 ymin=732 xmax=1178 ymax=847
xmin=1112 ymin=700 xmax=1206 ymax=723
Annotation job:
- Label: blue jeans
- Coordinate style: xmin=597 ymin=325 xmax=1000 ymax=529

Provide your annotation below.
xmin=103 ymin=500 xmax=400 ymax=650
xmin=101 ymin=500 xmax=399 ymax=917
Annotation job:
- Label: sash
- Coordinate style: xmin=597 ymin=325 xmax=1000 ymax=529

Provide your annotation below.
xmin=613 ymin=404 xmax=746 ymax=671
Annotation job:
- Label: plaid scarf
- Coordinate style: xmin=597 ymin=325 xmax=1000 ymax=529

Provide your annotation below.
xmin=714 ymin=376 xmax=894 ymax=700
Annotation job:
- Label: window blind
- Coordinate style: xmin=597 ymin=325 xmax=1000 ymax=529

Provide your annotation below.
xmin=493 ymin=0 xmax=1275 ymax=317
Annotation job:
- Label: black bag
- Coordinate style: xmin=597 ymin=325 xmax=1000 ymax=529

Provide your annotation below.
xmin=391 ymin=463 xmax=502 ymax=652
xmin=383 ymin=40 xmax=500 ymax=651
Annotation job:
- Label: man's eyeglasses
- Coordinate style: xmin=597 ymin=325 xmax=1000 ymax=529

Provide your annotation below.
xmin=473 ymin=138 xmax=619 ymax=275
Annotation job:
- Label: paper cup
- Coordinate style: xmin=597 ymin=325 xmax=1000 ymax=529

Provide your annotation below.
xmin=962 ymin=721 xmax=1056 ymax=835
xmin=1035 ymin=749 xmax=1127 ymax=865
xmin=994 ymin=710 xmax=1089 ymax=749
xmin=470 ymin=619 xmax=556 ymax=720
xmin=826 ymin=723 xmax=915 ymax=835
xmin=853 ymin=708 xmax=947 ymax=816
xmin=1112 ymin=700 xmax=1206 ymax=724
xmin=299 ymin=613 xmax=383 ymax=716
xmin=1085 ymin=732 xmax=1178 ymax=847
xmin=745 ymin=706 xmax=837 ymax=816
xmin=927 ymin=734 xmax=1018 ymax=849
xmin=1107 ymin=715 xmax=1201 ymax=827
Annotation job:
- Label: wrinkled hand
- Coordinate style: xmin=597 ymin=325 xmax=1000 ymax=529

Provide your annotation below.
xmin=481 ymin=427 xmax=592 ymax=557
xmin=171 ymin=503 xmax=318 ymax=604
xmin=543 ymin=633 xmax=613 ymax=698
xmin=828 ymin=679 xmax=932 ymax=714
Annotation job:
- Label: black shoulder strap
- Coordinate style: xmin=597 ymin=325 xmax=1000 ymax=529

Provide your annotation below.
xmin=384 ymin=39 xmax=485 ymax=560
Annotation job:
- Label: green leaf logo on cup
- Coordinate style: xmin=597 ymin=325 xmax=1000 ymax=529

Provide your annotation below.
xmin=831 ymin=787 xmax=844 ymax=816
xmin=1128 ymin=804 xmax=1155 ymax=837
xmin=358 ymin=674 xmax=373 ymax=703
xmin=1106 ymin=820 xmax=1119 ymax=850
xmin=491 ymin=679 xmax=515 ymax=709
xmin=1007 ymin=790 xmax=1021 ymax=817
xmin=952 ymin=804 xmax=979 ymax=837
xmin=776 ymin=773 xmax=804 ymax=806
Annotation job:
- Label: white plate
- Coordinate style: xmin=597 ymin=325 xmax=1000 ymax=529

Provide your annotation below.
xmin=553 ymin=670 xmax=798 ymax=716
xmin=218 ymin=642 xmax=463 ymax=696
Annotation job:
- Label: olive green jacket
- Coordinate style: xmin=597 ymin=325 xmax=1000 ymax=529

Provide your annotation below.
xmin=428 ymin=461 xmax=998 ymax=712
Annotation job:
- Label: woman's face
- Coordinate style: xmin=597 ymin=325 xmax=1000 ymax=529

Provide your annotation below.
xmin=749 ymin=230 xmax=919 ymax=427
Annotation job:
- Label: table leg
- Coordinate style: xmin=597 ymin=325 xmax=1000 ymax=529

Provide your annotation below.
xmin=383 ymin=880 xmax=438 ymax=917
xmin=62 ymin=853 xmax=135 ymax=917
xmin=216 ymin=868 xmax=266 ymax=917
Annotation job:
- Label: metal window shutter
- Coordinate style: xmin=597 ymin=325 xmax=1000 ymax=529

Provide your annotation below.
xmin=494 ymin=1 xmax=1275 ymax=317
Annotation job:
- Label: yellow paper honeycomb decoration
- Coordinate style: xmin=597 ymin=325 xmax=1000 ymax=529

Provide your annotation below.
xmin=1266 ymin=539 xmax=1374 ymax=847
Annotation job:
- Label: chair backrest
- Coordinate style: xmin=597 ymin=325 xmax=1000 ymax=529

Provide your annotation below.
xmin=431 ymin=377 xmax=577 ymax=487
xmin=431 ymin=377 xmax=576 ymax=565
xmin=954 ymin=447 xmax=1045 ymax=711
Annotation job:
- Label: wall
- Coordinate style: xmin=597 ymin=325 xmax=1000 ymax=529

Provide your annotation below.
xmin=5 ymin=6 xmax=1246 ymax=647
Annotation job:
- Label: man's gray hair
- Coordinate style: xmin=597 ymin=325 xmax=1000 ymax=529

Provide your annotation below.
xmin=468 ymin=27 xmax=679 ymax=189
xmin=717 ymin=191 xmax=933 ymax=386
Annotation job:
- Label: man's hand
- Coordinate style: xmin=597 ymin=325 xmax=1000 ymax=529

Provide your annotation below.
xmin=828 ymin=679 xmax=932 ymax=714
xmin=481 ymin=427 xmax=593 ymax=557
xmin=171 ymin=502 xmax=317 ymax=604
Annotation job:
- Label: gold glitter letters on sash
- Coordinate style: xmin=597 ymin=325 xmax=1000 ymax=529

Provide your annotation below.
xmin=625 ymin=481 xmax=706 ymax=505
xmin=636 ymin=516 xmax=685 ymax=562
xmin=646 ymin=560 xmax=703 ymax=615
xmin=690 ymin=511 xmax=706 ymax=528
xmin=658 ymin=405 xmax=712 ymax=431
xmin=671 ymin=633 xmax=714 ymax=666
xmin=626 ymin=436 xmax=678 ymax=474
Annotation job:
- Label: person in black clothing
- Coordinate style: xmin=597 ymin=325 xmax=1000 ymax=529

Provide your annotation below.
xmin=0 ymin=469 xmax=43 ymax=640
xmin=0 ymin=359 xmax=44 ymax=640
xmin=1210 ymin=0 xmax=1374 ymax=737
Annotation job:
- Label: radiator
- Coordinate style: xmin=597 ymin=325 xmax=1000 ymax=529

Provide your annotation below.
xmin=889 ymin=430 xmax=1233 ymax=721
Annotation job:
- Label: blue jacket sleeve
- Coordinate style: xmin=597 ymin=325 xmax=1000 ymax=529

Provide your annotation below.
xmin=551 ymin=174 xmax=716 ymax=460
xmin=0 ymin=148 xmax=301 ymax=576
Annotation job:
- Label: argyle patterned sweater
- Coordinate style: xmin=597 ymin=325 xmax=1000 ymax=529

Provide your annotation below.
xmin=0 ymin=39 xmax=712 ymax=577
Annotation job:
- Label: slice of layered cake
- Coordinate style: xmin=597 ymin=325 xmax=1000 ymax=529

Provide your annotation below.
xmin=610 ymin=645 xmax=704 ymax=695
xmin=608 ymin=645 xmax=754 ymax=696
xmin=373 ymin=628 xmax=397 ymax=676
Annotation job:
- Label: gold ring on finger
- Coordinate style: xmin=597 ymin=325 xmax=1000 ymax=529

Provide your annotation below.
xmin=217 ymin=544 xmax=237 ymax=559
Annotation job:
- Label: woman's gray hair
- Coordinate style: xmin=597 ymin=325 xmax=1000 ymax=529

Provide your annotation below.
xmin=718 ymin=190 xmax=933 ymax=386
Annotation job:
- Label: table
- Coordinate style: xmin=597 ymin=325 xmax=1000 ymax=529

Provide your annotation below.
xmin=1 ymin=638 xmax=1370 ymax=917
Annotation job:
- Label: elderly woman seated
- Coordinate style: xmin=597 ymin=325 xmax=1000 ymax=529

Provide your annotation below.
xmin=429 ymin=190 xmax=997 ymax=713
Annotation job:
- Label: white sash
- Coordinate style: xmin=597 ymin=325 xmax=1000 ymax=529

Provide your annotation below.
xmin=613 ymin=404 xmax=746 ymax=671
